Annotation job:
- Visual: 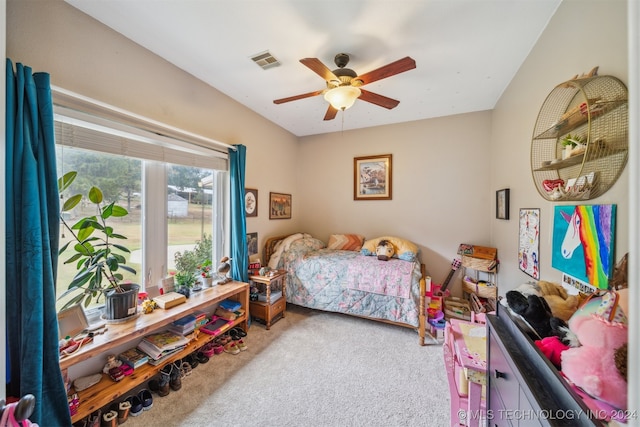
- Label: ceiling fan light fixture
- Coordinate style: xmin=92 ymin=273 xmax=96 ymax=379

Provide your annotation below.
xmin=324 ymin=86 xmax=361 ymax=111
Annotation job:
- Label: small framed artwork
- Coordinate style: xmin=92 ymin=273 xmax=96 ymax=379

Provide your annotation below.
xmin=247 ymin=232 xmax=258 ymax=257
xmin=245 ymin=188 xmax=258 ymax=217
xmin=269 ymin=192 xmax=291 ymax=219
xmin=519 ymin=208 xmax=540 ymax=279
xmin=354 ymin=154 xmax=392 ymax=200
xmin=496 ymin=188 xmax=510 ymax=220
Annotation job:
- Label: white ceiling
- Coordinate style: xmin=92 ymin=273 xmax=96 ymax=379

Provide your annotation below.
xmin=65 ymin=0 xmax=561 ymax=137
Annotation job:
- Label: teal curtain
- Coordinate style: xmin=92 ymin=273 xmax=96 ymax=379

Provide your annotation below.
xmin=5 ymin=59 xmax=71 ymax=426
xmin=229 ymin=145 xmax=248 ymax=283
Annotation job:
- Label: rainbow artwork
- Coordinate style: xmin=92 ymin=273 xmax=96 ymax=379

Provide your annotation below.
xmin=552 ymin=204 xmax=616 ymax=289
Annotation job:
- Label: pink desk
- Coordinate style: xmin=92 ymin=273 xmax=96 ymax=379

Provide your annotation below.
xmin=449 ymin=318 xmax=487 ymax=427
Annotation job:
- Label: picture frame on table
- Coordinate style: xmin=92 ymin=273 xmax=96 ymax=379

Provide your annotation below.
xmin=354 ymin=154 xmax=392 ymax=200
xmin=245 ymin=188 xmax=258 ymax=217
xmin=496 ymin=188 xmax=510 ymax=220
xmin=269 ymin=192 xmax=291 ymax=219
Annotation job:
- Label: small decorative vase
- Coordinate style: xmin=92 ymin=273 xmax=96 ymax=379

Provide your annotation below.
xmin=202 ymin=277 xmax=213 ymax=288
xmin=176 ymin=287 xmax=191 ymax=299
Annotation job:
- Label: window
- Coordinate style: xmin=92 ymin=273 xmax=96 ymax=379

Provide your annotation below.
xmin=53 ymin=104 xmax=229 ymax=311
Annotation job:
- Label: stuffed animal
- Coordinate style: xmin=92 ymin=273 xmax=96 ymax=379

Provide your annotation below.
xmin=561 ymin=292 xmax=628 ymax=410
xmin=505 ymin=291 xmax=571 ymax=341
xmin=503 ymin=281 xmax=584 ymax=322
xmin=375 ymin=239 xmax=395 ymax=261
xmin=538 ymin=281 xmax=587 ymax=322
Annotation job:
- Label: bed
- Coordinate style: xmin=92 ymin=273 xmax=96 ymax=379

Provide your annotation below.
xmin=262 ymin=233 xmax=430 ymax=345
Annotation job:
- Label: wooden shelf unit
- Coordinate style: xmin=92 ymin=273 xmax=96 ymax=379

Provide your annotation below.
xmin=63 ymin=281 xmax=249 ymax=424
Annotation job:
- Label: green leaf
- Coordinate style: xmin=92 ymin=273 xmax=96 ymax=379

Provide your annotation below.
xmin=73 ymin=242 xmax=94 ymax=256
xmin=106 ymin=257 xmax=119 ymax=271
xmin=62 ymin=253 xmax=82 ymax=265
xmin=58 ymin=171 xmax=77 ymax=192
xmin=112 ymin=243 xmax=131 ymax=253
xmin=110 ymin=205 xmax=128 ymax=217
xmin=62 ymin=194 xmax=83 ymax=212
xmin=77 ymin=225 xmax=96 ymax=242
xmin=110 ymin=233 xmax=128 ymax=240
xmin=88 ymin=186 xmax=103 ymax=204
xmin=119 ymin=264 xmax=137 ymax=275
xmin=58 ymin=241 xmax=71 ymax=255
xmin=111 ymin=253 xmax=126 ymax=264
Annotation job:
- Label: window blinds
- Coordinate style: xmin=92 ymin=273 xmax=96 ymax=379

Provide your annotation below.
xmin=52 ymin=88 xmax=229 ymax=171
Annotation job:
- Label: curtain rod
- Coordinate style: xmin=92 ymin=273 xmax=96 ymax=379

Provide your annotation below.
xmin=50 ymin=85 xmax=236 ymax=152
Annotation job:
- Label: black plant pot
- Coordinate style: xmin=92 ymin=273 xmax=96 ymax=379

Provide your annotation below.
xmin=176 ymin=287 xmax=191 ymax=299
xmin=104 ymin=283 xmax=139 ymax=321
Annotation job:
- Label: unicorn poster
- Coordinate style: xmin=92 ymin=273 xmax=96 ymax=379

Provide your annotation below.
xmin=552 ymin=204 xmax=616 ymax=289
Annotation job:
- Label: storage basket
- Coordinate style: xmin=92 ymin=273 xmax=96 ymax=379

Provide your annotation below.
xmin=461 ymin=255 xmax=497 ymax=272
xmin=462 ymin=275 xmax=497 ymax=299
xmin=443 ymin=296 xmax=471 ymax=321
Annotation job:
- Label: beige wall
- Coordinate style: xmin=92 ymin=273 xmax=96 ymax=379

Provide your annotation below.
xmin=491 ymin=0 xmax=629 ymax=290
xmin=297 ymin=111 xmax=493 ymax=288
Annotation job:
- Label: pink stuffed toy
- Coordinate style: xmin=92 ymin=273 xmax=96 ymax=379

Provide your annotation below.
xmin=560 ymin=292 xmax=628 ymax=410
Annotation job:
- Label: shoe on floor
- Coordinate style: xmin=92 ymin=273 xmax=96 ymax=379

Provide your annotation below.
xmin=236 ymin=339 xmax=248 ymax=351
xmin=101 ymin=407 xmax=117 ymax=427
xmin=118 ymin=400 xmax=131 ymax=424
xmin=138 ymin=389 xmax=153 ymax=411
xmin=224 ymin=341 xmax=240 ymax=355
xmin=125 ymin=395 xmax=143 ymax=417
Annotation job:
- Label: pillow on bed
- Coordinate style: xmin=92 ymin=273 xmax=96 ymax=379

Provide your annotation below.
xmin=327 ymin=234 xmax=365 ymax=251
xmin=361 ymin=236 xmax=419 ymax=262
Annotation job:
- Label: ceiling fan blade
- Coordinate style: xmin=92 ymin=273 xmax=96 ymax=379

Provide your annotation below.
xmin=300 ymin=58 xmax=340 ymax=84
xmin=355 ymin=57 xmax=416 ymax=86
xmin=273 ymin=90 xmax=324 ymax=104
xmin=323 ymin=105 xmax=338 ymax=121
xmin=359 ymin=90 xmax=400 ymax=109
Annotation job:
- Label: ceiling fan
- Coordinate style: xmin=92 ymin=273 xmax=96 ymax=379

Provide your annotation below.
xmin=273 ymin=53 xmax=416 ymax=121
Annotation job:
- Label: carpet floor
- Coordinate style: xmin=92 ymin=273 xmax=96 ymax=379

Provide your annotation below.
xmin=121 ymin=305 xmax=451 ymax=427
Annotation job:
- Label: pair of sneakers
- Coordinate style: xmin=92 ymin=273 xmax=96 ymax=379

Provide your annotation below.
xmin=125 ymin=389 xmax=153 ymax=417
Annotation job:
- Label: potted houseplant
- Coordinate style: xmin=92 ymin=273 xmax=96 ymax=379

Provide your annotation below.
xmin=174 ymin=271 xmax=196 ymax=298
xmin=198 ymin=260 xmax=213 ymax=288
xmin=57 ymin=171 xmax=139 ymax=321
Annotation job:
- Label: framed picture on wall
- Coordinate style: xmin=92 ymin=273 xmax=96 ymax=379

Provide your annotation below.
xmin=269 ymin=192 xmax=291 ymax=219
xmin=518 ymin=208 xmax=540 ymax=279
xmin=247 ymin=232 xmax=258 ymax=257
xmin=354 ymin=154 xmax=392 ymax=200
xmin=496 ymin=188 xmax=510 ymax=220
xmin=245 ymin=188 xmax=258 ymax=217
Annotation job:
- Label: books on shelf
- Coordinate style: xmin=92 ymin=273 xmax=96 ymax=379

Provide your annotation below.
xmin=118 ymin=347 xmax=149 ymax=369
xmin=146 ymin=346 xmax=186 ymax=366
xmin=137 ymin=330 xmax=190 ymax=360
xmin=167 ymin=314 xmax=196 ymax=335
xmin=219 ymin=299 xmax=242 ymax=312
xmin=153 ymin=292 xmax=187 ymax=309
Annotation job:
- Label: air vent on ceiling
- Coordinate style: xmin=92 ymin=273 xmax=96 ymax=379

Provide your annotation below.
xmin=250 ymin=51 xmax=280 ymax=70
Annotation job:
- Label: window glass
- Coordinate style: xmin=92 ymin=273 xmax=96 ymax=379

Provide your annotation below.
xmin=167 ymin=165 xmax=214 ymax=279
xmin=56 ymin=146 xmax=143 ymax=309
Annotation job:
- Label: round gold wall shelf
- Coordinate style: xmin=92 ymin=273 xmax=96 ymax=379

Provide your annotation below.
xmin=531 ymin=75 xmax=628 ymax=201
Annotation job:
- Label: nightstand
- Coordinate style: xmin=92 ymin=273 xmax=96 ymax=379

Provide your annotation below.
xmin=249 ymin=270 xmax=287 ymax=329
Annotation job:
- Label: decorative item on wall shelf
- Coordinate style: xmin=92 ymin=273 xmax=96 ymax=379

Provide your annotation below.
xmin=245 ymin=188 xmax=258 ymax=217
xmin=496 ymin=188 xmax=510 ymax=220
xmin=518 ymin=208 xmax=540 ymax=279
xmin=269 ymin=192 xmax=291 ymax=219
xmin=354 ymin=154 xmax=392 ymax=200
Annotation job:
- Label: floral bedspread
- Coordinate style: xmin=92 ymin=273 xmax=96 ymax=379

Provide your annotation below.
xmin=274 ymin=237 xmax=422 ymax=327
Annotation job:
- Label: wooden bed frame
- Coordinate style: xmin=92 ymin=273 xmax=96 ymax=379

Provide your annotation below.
xmin=263 ymin=234 xmax=432 ymax=345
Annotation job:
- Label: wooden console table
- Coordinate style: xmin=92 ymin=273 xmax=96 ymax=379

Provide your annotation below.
xmin=62 ymin=281 xmax=249 ymax=424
